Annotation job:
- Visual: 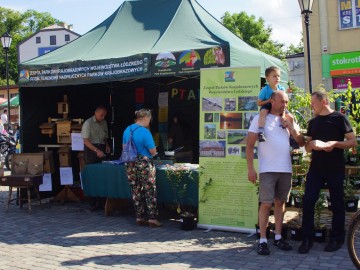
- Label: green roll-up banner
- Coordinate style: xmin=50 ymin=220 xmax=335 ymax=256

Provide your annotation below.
xmin=198 ymin=67 xmax=260 ymax=233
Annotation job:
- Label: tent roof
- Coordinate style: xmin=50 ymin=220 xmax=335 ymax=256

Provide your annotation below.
xmin=19 ymin=0 xmax=288 ymax=86
xmin=0 ymin=95 xmax=19 ymax=108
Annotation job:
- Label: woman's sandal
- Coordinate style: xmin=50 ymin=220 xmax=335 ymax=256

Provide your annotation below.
xmin=136 ymin=219 xmax=148 ymax=226
xmin=148 ymin=219 xmax=163 ymax=228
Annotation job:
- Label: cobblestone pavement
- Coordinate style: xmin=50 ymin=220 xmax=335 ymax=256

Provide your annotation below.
xmin=0 ymin=185 xmax=357 ymax=270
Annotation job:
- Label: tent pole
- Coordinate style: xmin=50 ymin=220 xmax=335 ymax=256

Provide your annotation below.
xmin=110 ymin=90 xmax=114 ymax=158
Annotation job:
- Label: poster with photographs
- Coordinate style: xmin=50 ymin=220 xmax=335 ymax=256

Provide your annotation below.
xmin=198 ymin=67 xmax=260 ymax=233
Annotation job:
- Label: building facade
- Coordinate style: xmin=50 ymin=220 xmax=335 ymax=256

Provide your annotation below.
xmin=2 ymin=24 xmax=80 ymax=124
xmin=17 ymin=24 xmax=80 ymax=64
xmin=0 ymin=85 xmax=19 ymax=123
xmin=286 ymin=52 xmax=306 ymax=90
xmin=306 ymin=0 xmax=360 ymax=93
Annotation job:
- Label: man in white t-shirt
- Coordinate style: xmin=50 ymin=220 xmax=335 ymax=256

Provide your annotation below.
xmin=1 ymin=110 xmax=8 ymax=124
xmin=246 ymin=90 xmax=305 ymax=255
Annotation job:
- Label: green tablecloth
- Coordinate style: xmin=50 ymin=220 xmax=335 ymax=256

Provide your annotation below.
xmin=81 ymin=163 xmax=198 ymax=205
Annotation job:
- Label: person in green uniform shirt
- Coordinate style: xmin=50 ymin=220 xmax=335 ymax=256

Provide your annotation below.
xmin=81 ymin=105 xmax=111 ymax=210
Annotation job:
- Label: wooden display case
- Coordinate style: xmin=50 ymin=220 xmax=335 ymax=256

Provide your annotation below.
xmin=43 ymin=151 xmax=55 ymax=173
xmin=56 ymin=121 xmax=71 ymax=144
xmin=39 ymin=122 xmax=56 ymax=137
xmin=58 ymin=146 xmax=71 ymax=167
xmin=0 ymin=153 xmax=44 ymax=213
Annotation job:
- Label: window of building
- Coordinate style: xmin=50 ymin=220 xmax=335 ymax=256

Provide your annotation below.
xmin=0 ymin=95 xmax=4 ymax=99
xmin=65 ymin=34 xmax=70 ymax=42
xmin=50 ymin=35 xmax=56 ymax=45
xmin=36 ymin=37 xmax=41 ymax=44
xmin=10 ymin=93 xmax=17 ymax=99
xmin=338 ymin=0 xmax=360 ymax=29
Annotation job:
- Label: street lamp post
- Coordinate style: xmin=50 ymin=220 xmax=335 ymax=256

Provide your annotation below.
xmin=1 ymin=32 xmax=12 ymax=130
xmin=298 ymin=0 xmax=314 ymax=94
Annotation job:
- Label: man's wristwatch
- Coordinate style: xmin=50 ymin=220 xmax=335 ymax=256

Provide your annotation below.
xmin=94 ymin=148 xmax=97 ymax=153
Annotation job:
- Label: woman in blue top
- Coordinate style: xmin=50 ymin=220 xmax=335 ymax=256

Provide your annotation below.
xmin=122 ymin=109 xmax=162 ymax=228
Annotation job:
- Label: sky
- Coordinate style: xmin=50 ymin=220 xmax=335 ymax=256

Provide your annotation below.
xmin=2 ymin=0 xmax=303 ymax=48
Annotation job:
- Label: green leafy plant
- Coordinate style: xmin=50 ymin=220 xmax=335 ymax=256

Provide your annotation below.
xmin=346 ymin=147 xmax=359 ymax=166
xmin=165 ymin=164 xmax=197 ymax=216
xmin=344 ymin=180 xmax=357 ymax=200
xmin=287 ymin=81 xmax=311 ymax=130
xmin=199 ymin=177 xmax=213 ymax=203
xmin=314 ymin=191 xmax=327 ymax=229
xmin=330 ymin=79 xmax=360 ymax=133
xmin=291 ymin=180 xmax=305 ymax=226
xmin=338 ymin=80 xmax=360 ymax=119
xmin=288 ymin=79 xmax=360 ymax=133
xmin=291 ymin=148 xmax=303 ymax=165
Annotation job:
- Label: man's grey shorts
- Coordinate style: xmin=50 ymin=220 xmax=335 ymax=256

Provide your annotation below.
xmin=259 ymin=172 xmax=292 ymax=203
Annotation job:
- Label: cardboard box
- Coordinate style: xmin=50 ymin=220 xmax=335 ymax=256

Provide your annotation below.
xmin=43 ymin=151 xmax=55 ymax=173
xmin=58 ymin=146 xmax=71 ymax=167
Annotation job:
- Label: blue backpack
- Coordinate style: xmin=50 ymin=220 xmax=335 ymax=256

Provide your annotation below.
xmin=119 ymin=126 xmax=141 ymax=163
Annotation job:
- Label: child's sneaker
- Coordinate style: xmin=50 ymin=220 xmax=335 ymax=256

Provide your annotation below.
xmin=258 ymin=132 xmax=266 ymax=142
xmin=257 ymin=242 xmax=270 ymax=255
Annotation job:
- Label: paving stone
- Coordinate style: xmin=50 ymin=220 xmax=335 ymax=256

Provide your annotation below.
xmin=0 ymin=185 xmax=358 ymax=270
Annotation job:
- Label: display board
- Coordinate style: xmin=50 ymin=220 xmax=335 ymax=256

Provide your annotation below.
xmin=198 ymin=67 xmax=260 ymax=233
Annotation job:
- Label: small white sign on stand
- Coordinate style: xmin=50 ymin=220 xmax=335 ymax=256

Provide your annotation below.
xmin=71 ymin=133 xmax=84 ymax=151
xmin=39 ymin=173 xmax=53 ymax=191
xmin=60 ymin=167 xmax=73 ymax=185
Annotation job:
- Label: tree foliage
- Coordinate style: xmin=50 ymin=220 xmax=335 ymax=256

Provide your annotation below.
xmin=287 ymin=80 xmax=311 ymax=130
xmin=221 ymin=11 xmax=303 ymax=58
xmin=286 ymin=41 xmax=304 ymax=56
xmin=0 ymin=7 xmax=63 ymax=85
xmin=0 ymin=8 xmax=305 ymax=86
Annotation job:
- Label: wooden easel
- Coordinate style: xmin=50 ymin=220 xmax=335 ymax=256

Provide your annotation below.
xmin=54 ymin=186 xmax=80 ymax=204
xmin=49 ymin=95 xmax=83 ymax=204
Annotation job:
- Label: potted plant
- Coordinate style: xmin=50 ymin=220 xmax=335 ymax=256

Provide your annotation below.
xmin=291 ymin=149 xmax=303 ymax=165
xmin=313 ymin=191 xmax=327 ymax=242
xmin=292 ymin=174 xmax=306 ymax=188
xmin=255 ymin=222 xmax=272 ymax=239
xmin=326 ymin=195 xmax=332 ymax=211
xmin=165 ymin=164 xmax=197 ymax=230
xmin=293 ymin=184 xmax=305 ymax=209
xmin=349 ymin=174 xmax=360 ymax=189
xmin=199 ymin=177 xmax=213 ymax=203
xmin=344 ymin=180 xmax=359 ymax=212
xmin=347 ymin=148 xmax=359 ymax=166
xmin=286 ymin=193 xmax=293 ymax=207
xmin=290 ymin=183 xmax=305 ymax=241
xmin=269 ymin=222 xmax=289 ymax=240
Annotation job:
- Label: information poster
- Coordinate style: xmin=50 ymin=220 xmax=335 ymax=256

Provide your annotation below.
xmin=198 ymin=67 xmax=260 ymax=233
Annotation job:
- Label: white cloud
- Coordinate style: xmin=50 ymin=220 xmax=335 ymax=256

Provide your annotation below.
xmin=3 ymin=0 xmax=303 ymax=47
xmin=197 ymin=0 xmax=303 ymax=47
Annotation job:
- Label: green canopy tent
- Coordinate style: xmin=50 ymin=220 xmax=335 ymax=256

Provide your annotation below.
xmin=18 ymin=0 xmax=289 ymax=157
xmin=18 ymin=0 xmax=288 ymax=86
xmin=0 ymin=95 xmax=19 ymax=108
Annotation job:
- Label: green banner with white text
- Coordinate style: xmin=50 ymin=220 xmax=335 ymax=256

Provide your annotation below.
xmin=198 ymin=67 xmax=260 ymax=233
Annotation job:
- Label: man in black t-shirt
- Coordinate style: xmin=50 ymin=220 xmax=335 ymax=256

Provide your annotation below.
xmin=298 ymin=90 xmax=357 ymax=254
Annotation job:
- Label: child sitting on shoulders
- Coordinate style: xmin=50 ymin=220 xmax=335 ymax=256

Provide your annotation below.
xmin=257 ymin=66 xmax=293 ymax=142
